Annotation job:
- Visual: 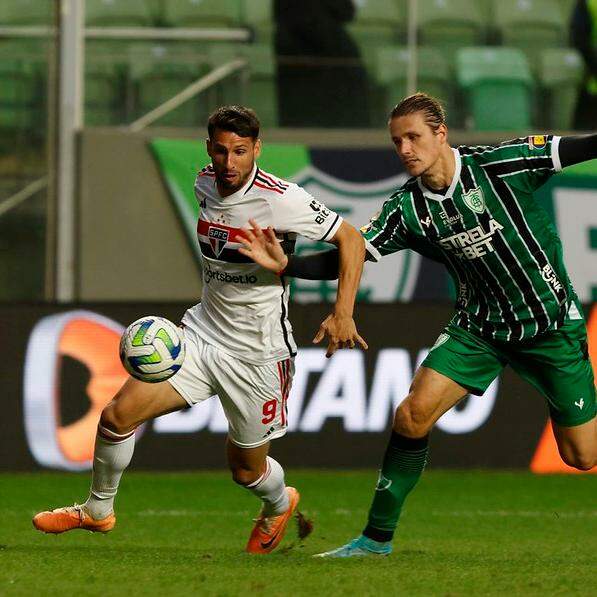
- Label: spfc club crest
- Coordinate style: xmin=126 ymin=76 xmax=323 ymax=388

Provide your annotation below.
xmin=462 ymin=186 xmax=486 ymax=214
xmin=208 ymin=226 xmax=229 ymax=257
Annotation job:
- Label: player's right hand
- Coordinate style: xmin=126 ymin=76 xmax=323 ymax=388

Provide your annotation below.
xmin=239 ymin=219 xmax=288 ymax=274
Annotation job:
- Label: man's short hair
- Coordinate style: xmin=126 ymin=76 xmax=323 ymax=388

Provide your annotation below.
xmin=389 ymin=93 xmax=446 ymax=132
xmin=207 ymin=105 xmax=260 ymax=140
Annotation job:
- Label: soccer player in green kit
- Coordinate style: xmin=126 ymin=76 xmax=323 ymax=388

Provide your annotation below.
xmin=239 ymin=93 xmax=597 ymax=557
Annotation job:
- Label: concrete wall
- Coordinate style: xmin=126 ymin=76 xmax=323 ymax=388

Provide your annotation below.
xmin=78 ymin=129 xmax=202 ymax=300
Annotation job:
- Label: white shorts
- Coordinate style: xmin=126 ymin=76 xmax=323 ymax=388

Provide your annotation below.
xmin=168 ymin=327 xmax=294 ymax=448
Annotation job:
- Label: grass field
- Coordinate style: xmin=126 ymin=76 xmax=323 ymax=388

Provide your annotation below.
xmin=1 ymin=470 xmax=596 ymax=596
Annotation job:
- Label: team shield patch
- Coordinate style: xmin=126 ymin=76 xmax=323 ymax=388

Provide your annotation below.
xmin=462 ymin=187 xmax=485 ymax=214
xmin=528 ymin=135 xmax=547 ymax=150
xmin=208 ymin=226 xmax=229 ymax=257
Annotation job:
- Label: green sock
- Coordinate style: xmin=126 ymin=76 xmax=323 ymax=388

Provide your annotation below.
xmin=363 ymin=431 xmax=429 ymax=542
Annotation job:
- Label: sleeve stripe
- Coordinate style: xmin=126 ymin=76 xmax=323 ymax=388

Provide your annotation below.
xmin=364 ymin=238 xmax=382 ymax=262
xmin=551 ymin=136 xmax=562 ymax=172
xmin=320 ymin=213 xmax=341 ymax=241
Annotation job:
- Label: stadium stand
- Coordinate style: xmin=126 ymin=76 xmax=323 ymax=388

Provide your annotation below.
xmin=0 ymin=40 xmax=46 ymax=135
xmin=242 ymin=0 xmax=273 ymax=44
xmin=209 ymin=43 xmax=277 ymax=126
xmin=457 ymin=47 xmax=533 ymax=130
xmin=0 ymin=0 xmax=53 ymax=25
xmin=417 ymin=0 xmax=486 ymax=55
xmin=374 ymin=46 xmax=451 ymax=124
xmin=347 ymin=0 xmax=406 ymax=72
xmin=539 ymin=48 xmax=584 ymax=130
xmin=493 ymin=0 xmax=566 ymax=67
xmin=162 ymin=0 xmax=242 ymax=28
xmin=85 ymin=0 xmax=154 ymax=27
xmin=129 ymin=43 xmax=209 ymax=126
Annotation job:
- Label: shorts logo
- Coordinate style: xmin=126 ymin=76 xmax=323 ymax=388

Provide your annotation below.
xmin=462 ymin=187 xmax=485 ymax=214
xmin=574 ymin=398 xmax=584 ymax=410
xmin=431 ymin=333 xmax=450 ymax=351
xmin=528 ymin=135 xmax=547 ymax=150
xmin=208 ymin=226 xmax=229 ymax=257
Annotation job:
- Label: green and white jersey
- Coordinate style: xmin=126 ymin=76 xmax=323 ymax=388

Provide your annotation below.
xmin=362 ymin=135 xmax=580 ymax=342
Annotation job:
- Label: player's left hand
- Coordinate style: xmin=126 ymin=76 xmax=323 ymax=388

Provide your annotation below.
xmin=313 ymin=313 xmax=368 ymax=358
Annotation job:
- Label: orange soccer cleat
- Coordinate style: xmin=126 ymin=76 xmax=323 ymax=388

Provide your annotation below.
xmin=32 ymin=504 xmax=116 ymax=534
xmin=246 ymin=487 xmax=301 ymax=554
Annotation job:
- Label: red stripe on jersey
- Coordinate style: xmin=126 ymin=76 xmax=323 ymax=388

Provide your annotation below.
xmin=258 ymin=170 xmax=289 ymax=190
xmin=199 ymin=172 xmax=215 ymax=177
xmin=254 ymin=181 xmax=284 ymax=195
xmin=197 ymin=218 xmax=245 ymax=242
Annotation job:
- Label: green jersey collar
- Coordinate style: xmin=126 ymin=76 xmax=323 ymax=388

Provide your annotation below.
xmin=416 ymin=147 xmax=461 ymax=202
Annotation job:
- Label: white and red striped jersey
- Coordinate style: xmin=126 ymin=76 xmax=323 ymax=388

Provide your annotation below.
xmin=182 ymin=163 xmax=343 ymax=364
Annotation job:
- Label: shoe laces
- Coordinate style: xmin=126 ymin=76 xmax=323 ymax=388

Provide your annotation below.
xmin=58 ymin=503 xmax=85 ymax=522
xmin=252 ymin=512 xmax=276 ymax=534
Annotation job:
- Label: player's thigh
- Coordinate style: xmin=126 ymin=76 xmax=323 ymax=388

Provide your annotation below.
xmin=103 ymin=376 xmax=188 ymax=433
xmin=508 ymin=318 xmax=597 ymax=428
xmin=401 ymin=326 xmax=505 ymax=435
xmin=212 ymin=351 xmax=294 ymax=449
xmin=393 ymin=366 xmax=470 ymax=436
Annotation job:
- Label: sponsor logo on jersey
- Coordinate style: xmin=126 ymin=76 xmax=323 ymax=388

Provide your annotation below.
xmin=440 ymin=210 xmax=463 ymax=225
xmin=208 ymin=226 xmax=229 ymax=257
xmin=204 ymin=263 xmax=257 ymax=285
xmin=462 ymin=187 xmax=486 ymax=214
xmin=528 ymin=135 xmax=547 ymax=150
xmin=540 ymin=264 xmax=563 ymax=293
xmin=440 ymin=219 xmax=504 ymax=260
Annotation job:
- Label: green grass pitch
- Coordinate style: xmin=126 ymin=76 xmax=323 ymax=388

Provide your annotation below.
xmin=2 ymin=470 xmax=596 ymax=596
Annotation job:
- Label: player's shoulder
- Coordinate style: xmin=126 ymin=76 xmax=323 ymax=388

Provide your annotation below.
xmin=389 ymin=176 xmax=417 ymax=204
xmin=194 ymin=163 xmax=216 ymax=190
xmin=252 ymin=168 xmax=293 ymax=198
xmin=458 ymin=138 xmax=530 ymax=164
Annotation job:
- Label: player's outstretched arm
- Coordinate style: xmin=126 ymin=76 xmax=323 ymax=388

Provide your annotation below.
xmin=314 ymin=221 xmax=368 ymax=357
xmin=559 ymin=134 xmax=597 ymax=167
xmin=239 ymin=219 xmax=345 ymax=280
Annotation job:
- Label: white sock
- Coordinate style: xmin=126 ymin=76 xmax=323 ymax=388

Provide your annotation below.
xmin=83 ymin=425 xmax=135 ymax=519
xmin=246 ymin=456 xmax=289 ymax=516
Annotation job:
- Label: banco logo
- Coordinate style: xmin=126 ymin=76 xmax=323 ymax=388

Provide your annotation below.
xmin=204 ymin=264 xmax=257 ymax=285
xmin=440 ymin=219 xmax=504 ymax=260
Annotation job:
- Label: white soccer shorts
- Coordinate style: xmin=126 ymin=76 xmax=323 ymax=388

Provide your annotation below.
xmin=168 ymin=327 xmax=294 ymax=448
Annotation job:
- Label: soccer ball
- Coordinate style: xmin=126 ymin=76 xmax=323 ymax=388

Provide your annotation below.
xmin=119 ymin=316 xmax=186 ymax=383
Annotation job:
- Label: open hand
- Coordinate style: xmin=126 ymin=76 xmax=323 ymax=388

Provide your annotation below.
xmin=313 ymin=313 xmax=368 ymax=358
xmin=238 ymin=218 xmax=288 ymax=273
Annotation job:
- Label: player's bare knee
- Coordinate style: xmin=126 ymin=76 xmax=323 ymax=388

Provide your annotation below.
xmin=230 ymin=466 xmax=261 ymax=486
xmin=100 ymin=401 xmax=135 ymax=436
xmin=393 ymin=401 xmax=432 ymax=438
xmin=565 ymin=453 xmax=594 ymax=471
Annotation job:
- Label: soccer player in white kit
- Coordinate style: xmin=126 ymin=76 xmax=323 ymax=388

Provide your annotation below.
xmin=32 ymin=105 xmax=367 ymax=554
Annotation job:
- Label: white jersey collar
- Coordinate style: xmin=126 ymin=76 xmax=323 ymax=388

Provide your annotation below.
xmin=416 ymin=147 xmax=461 ymax=202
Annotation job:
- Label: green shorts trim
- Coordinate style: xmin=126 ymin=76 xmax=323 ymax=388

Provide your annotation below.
xmin=422 ymin=319 xmax=597 ymax=427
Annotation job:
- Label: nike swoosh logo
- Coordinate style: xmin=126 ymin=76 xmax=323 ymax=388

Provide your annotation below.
xmin=260 ymin=530 xmax=282 ymax=549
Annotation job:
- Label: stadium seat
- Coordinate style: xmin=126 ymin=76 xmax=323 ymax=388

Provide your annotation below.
xmin=539 ymin=48 xmax=584 ymax=130
xmin=0 ymin=0 xmax=53 ymax=25
xmin=242 ymin=0 xmax=273 ymax=43
xmin=162 ymin=0 xmax=242 ymax=28
xmin=374 ymin=46 xmax=451 ymax=125
xmin=492 ymin=0 xmax=565 ymax=67
xmin=85 ymin=58 xmax=126 ymax=126
xmin=208 ymin=44 xmax=277 ymax=127
xmin=129 ymin=43 xmax=209 ymax=127
xmin=347 ymin=0 xmax=406 ymax=72
xmin=417 ymin=0 xmax=486 ymax=56
xmin=457 ymin=47 xmax=533 ymax=131
xmin=86 ymin=0 xmax=154 ymax=27
xmin=0 ymin=41 xmax=46 ymax=132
